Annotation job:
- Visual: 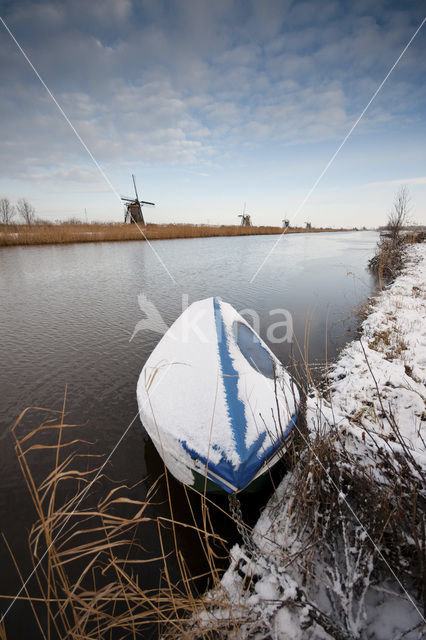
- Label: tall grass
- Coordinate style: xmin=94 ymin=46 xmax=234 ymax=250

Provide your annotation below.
xmin=0 ymin=223 xmax=350 ymax=248
xmin=0 ymin=401 xmax=247 ymax=639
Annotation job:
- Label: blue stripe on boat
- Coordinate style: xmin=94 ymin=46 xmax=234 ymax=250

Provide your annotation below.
xmin=212 ymin=296 xmax=252 ymax=461
xmin=180 ymin=298 xmax=298 ymax=493
xmin=181 ymin=412 xmax=298 ymax=493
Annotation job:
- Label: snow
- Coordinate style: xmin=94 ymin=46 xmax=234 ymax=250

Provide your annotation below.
xmin=326 ymin=245 xmax=426 ymax=458
xmin=194 ymin=243 xmax=426 ymax=639
xmin=137 ymin=297 xmax=299 ymax=491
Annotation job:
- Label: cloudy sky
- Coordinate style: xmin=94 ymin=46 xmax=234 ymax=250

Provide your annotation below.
xmin=0 ymin=0 xmax=425 ymax=226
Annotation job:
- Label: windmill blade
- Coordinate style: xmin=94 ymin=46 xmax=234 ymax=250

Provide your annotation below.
xmin=121 ymin=195 xmax=136 ymax=201
xmin=141 ymin=200 xmax=155 ymax=206
xmin=243 ymin=202 xmax=246 ymax=216
xmin=132 ymin=174 xmax=139 ymax=200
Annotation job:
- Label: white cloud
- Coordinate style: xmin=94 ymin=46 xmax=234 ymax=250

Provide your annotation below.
xmin=368 ymin=176 xmax=426 ymax=187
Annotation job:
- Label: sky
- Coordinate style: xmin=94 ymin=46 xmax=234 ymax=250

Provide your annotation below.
xmin=0 ymin=0 xmax=425 ymax=227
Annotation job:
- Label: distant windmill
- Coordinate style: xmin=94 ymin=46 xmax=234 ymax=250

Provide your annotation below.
xmin=238 ymin=202 xmax=252 ymax=227
xmin=282 ymin=219 xmax=290 ymax=228
xmin=121 ymin=175 xmax=155 ymax=224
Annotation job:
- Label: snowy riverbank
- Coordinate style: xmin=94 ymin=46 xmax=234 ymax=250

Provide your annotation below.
xmin=196 ymin=242 xmax=425 ymax=639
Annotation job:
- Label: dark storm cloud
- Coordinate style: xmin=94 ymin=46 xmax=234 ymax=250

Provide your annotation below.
xmin=0 ymin=0 xmax=425 ymax=183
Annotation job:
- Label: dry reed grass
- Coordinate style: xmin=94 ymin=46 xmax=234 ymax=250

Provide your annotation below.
xmin=0 ymin=223 xmax=349 ymax=248
xmin=0 ymin=397 xmax=250 ymax=639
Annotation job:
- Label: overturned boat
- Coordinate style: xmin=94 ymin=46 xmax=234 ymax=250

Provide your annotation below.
xmin=137 ymin=297 xmax=299 ymax=494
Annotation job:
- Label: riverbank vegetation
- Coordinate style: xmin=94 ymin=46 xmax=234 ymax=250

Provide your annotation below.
xmin=0 ymin=221 xmax=351 ymax=247
xmin=0 ymin=403 xmax=240 ymax=638
xmin=368 ymin=187 xmax=424 ymax=286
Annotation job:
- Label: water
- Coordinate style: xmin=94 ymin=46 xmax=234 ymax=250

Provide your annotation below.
xmin=0 ymin=230 xmax=378 ymax=634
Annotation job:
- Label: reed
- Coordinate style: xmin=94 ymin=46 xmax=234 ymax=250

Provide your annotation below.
xmin=0 ymin=223 xmax=350 ymax=248
xmin=0 ymin=400 xmax=245 ymax=639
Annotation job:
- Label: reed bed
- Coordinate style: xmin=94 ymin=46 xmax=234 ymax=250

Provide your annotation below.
xmin=0 ymin=223 xmax=349 ymax=248
xmin=0 ymin=400 xmax=249 ymax=639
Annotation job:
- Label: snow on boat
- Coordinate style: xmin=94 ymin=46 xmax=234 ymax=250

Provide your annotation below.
xmin=137 ymin=297 xmax=299 ymax=494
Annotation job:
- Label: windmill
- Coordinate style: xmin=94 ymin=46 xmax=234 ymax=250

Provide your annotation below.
xmin=238 ymin=202 xmax=251 ymax=227
xmin=121 ymin=175 xmax=155 ymax=224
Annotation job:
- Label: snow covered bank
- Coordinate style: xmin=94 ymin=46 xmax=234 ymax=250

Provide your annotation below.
xmin=323 ymin=242 xmax=425 ymax=461
xmin=194 ymin=243 xmax=425 ymax=639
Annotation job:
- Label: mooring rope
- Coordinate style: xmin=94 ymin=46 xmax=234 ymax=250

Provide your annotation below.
xmin=228 ymin=493 xmax=260 ymax=559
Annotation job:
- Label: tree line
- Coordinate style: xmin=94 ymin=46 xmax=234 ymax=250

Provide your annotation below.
xmin=0 ymin=197 xmax=36 ymax=224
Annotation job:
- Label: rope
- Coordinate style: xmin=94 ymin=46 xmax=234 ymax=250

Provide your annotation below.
xmin=228 ymin=493 xmax=260 ymax=559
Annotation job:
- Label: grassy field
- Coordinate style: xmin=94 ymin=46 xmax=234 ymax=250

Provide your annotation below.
xmin=0 ymin=222 xmax=351 ymax=247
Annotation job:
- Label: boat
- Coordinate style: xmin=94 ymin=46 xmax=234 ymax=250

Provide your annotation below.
xmin=137 ymin=297 xmax=300 ymax=494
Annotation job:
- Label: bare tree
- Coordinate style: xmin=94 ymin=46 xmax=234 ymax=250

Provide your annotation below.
xmin=0 ymin=197 xmax=16 ymax=224
xmin=17 ymin=198 xmax=36 ymax=225
xmin=387 ymin=185 xmax=410 ymax=242
xmin=369 ymin=186 xmax=411 ymax=283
